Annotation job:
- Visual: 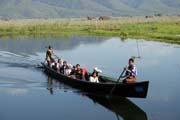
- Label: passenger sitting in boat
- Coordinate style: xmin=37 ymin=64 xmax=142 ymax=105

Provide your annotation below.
xmin=59 ymin=61 xmax=67 ymax=74
xmin=90 ymin=72 xmax=99 ymax=83
xmin=92 ymin=67 xmax=102 ymax=77
xmin=52 ymin=62 xmax=58 ymax=71
xmin=74 ymin=64 xmax=82 ymax=79
xmin=69 ymin=64 xmax=88 ymax=80
xmin=70 ymin=66 xmax=76 ymax=75
xmin=57 ymin=59 xmax=63 ymax=71
xmin=81 ymin=68 xmax=88 ymax=80
xmin=46 ymin=46 xmax=55 ymax=66
xmin=123 ymin=58 xmax=137 ymax=83
xmin=64 ymin=65 xmax=72 ymax=76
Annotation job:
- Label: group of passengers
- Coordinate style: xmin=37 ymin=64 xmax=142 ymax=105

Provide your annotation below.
xmin=46 ymin=46 xmax=137 ymax=83
xmin=46 ymin=46 xmax=101 ymax=82
xmin=51 ymin=59 xmax=101 ymax=83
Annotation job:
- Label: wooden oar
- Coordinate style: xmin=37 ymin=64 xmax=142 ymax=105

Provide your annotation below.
xmin=109 ymin=69 xmax=126 ymax=95
xmin=54 ymin=54 xmax=58 ymax=59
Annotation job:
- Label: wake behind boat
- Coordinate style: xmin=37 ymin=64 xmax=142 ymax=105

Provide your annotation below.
xmin=41 ymin=62 xmax=149 ymax=98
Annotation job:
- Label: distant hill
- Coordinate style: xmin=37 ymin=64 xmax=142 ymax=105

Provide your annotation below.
xmin=0 ymin=0 xmax=180 ymax=18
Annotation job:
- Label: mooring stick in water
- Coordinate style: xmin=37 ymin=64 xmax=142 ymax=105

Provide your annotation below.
xmin=136 ymin=40 xmax=141 ymax=58
xmin=177 ymin=64 xmax=180 ymax=72
xmin=131 ymin=40 xmax=142 ymax=59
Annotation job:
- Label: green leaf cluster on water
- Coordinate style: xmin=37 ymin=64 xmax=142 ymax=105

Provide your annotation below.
xmin=0 ymin=17 xmax=180 ymax=44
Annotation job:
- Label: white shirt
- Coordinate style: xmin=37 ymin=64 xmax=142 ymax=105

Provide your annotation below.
xmin=132 ymin=65 xmax=137 ymax=76
xmin=57 ymin=63 xmax=63 ymax=70
xmin=90 ymin=76 xmax=99 ymax=83
xmin=50 ymin=62 xmax=55 ymax=67
xmin=64 ymin=69 xmax=72 ymax=76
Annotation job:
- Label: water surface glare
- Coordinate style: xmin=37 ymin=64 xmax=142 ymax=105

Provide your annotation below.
xmin=0 ymin=35 xmax=180 ymax=120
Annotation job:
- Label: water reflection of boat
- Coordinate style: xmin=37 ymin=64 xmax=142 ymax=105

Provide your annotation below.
xmin=45 ymin=77 xmax=147 ymax=120
xmin=42 ymin=63 xmax=149 ymax=98
xmin=46 ymin=75 xmax=54 ymax=95
xmin=85 ymin=94 xmax=147 ymax=120
xmin=46 ymin=75 xmax=75 ymax=95
xmin=46 ymin=75 xmax=62 ymax=95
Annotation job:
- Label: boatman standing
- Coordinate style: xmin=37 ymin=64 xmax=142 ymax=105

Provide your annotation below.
xmin=46 ymin=46 xmax=55 ymax=66
xmin=123 ymin=58 xmax=137 ymax=83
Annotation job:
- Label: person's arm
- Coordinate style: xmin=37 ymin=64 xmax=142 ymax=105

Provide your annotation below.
xmin=125 ymin=67 xmax=132 ymax=73
xmin=50 ymin=50 xmax=54 ymax=56
xmin=125 ymin=66 xmax=137 ymax=76
xmin=96 ymin=77 xmax=99 ymax=83
xmin=126 ymin=68 xmax=132 ymax=73
xmin=89 ymin=76 xmax=93 ymax=82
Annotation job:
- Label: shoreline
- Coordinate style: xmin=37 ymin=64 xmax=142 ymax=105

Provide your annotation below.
xmin=0 ymin=16 xmax=180 ymax=44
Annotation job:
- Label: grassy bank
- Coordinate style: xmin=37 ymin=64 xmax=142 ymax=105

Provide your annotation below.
xmin=0 ymin=16 xmax=180 ymax=44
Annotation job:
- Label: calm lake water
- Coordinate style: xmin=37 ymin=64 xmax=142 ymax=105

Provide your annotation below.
xmin=0 ymin=35 xmax=180 ymax=120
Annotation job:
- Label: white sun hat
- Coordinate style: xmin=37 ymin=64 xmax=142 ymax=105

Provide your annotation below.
xmin=94 ymin=67 xmax=102 ymax=73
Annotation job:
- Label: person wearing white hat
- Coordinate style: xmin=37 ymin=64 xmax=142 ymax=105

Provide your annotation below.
xmin=92 ymin=67 xmax=102 ymax=77
xmin=90 ymin=71 xmax=99 ymax=83
xmin=94 ymin=67 xmax=102 ymax=73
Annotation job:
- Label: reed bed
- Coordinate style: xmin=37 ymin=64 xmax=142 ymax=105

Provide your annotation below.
xmin=0 ymin=16 xmax=180 ymax=44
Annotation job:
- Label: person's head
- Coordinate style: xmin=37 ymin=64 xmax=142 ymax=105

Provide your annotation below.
xmin=76 ymin=64 xmax=80 ymax=70
xmin=92 ymin=72 xmax=97 ymax=78
xmin=71 ymin=66 xmax=75 ymax=70
xmin=53 ymin=62 xmax=57 ymax=68
xmin=48 ymin=46 xmax=52 ymax=50
xmin=129 ymin=58 xmax=134 ymax=66
xmin=65 ymin=65 xmax=69 ymax=69
xmin=63 ymin=61 xmax=67 ymax=66
xmin=58 ymin=59 xmax=61 ymax=63
xmin=58 ymin=59 xmax=63 ymax=64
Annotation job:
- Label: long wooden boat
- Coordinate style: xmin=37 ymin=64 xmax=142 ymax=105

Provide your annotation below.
xmin=41 ymin=62 xmax=149 ymax=98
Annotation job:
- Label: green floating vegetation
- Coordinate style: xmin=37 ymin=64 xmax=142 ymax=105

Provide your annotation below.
xmin=0 ymin=17 xmax=180 ymax=44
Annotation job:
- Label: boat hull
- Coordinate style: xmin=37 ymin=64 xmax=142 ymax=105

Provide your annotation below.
xmin=42 ymin=63 xmax=149 ymax=98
